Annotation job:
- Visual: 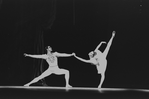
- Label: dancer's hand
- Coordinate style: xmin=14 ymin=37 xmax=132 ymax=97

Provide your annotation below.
xmin=24 ymin=53 xmax=29 ymax=57
xmin=72 ymin=53 xmax=77 ymax=58
xmin=112 ymin=31 xmax=116 ymax=37
xmin=101 ymin=41 xmax=106 ymax=44
xmin=72 ymin=53 xmax=76 ymax=56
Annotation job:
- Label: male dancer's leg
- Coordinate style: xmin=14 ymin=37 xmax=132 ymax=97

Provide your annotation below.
xmin=24 ymin=68 xmax=52 ymax=86
xmin=53 ymin=68 xmax=72 ymax=88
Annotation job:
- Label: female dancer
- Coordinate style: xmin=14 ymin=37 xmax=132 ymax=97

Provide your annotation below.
xmin=74 ymin=31 xmax=115 ymax=88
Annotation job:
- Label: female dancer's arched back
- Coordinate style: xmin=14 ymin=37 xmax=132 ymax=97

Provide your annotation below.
xmin=74 ymin=31 xmax=115 ymax=88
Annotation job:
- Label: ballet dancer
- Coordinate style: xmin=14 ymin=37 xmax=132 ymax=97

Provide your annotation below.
xmin=74 ymin=31 xmax=115 ymax=88
xmin=24 ymin=46 xmax=73 ymax=88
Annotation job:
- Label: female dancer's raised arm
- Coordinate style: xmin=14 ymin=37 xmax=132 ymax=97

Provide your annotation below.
xmin=94 ymin=41 xmax=106 ymax=52
xmin=103 ymin=31 xmax=115 ymax=57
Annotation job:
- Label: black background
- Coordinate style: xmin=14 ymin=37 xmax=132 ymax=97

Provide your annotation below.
xmin=0 ymin=0 xmax=149 ymax=89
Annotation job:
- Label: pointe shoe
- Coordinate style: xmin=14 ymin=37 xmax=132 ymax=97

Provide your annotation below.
xmin=98 ymin=85 xmax=102 ymax=89
xmin=98 ymin=88 xmax=103 ymax=93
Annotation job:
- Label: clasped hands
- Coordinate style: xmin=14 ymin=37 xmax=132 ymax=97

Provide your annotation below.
xmin=72 ymin=53 xmax=76 ymax=57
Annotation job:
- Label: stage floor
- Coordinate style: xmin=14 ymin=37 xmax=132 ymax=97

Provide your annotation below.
xmin=0 ymin=86 xmax=149 ymax=99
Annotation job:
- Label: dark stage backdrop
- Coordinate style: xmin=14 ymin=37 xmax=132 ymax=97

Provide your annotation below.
xmin=0 ymin=0 xmax=149 ymax=89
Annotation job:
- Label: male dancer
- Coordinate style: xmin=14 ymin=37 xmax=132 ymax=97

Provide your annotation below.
xmin=24 ymin=46 xmax=73 ymax=88
xmin=74 ymin=31 xmax=115 ymax=88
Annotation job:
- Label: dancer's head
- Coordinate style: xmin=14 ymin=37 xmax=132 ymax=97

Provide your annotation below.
xmin=88 ymin=51 xmax=94 ymax=58
xmin=88 ymin=51 xmax=97 ymax=58
xmin=46 ymin=46 xmax=52 ymax=53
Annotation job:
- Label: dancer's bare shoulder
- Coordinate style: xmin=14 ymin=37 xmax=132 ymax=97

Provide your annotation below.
xmin=52 ymin=52 xmax=58 ymax=55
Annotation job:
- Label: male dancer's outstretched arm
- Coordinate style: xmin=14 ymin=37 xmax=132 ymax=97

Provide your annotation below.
xmin=54 ymin=52 xmax=73 ymax=57
xmin=74 ymin=54 xmax=91 ymax=63
xmin=103 ymin=31 xmax=115 ymax=57
xmin=24 ymin=53 xmax=47 ymax=59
